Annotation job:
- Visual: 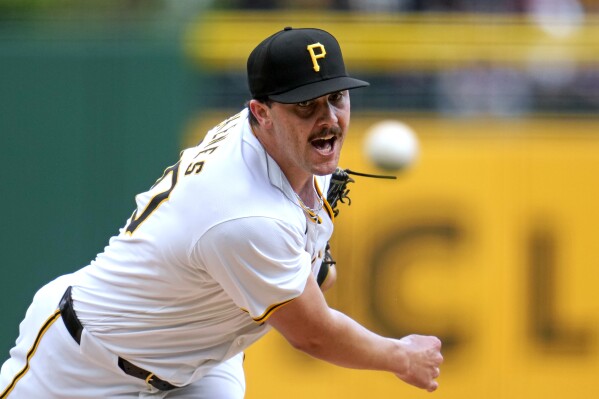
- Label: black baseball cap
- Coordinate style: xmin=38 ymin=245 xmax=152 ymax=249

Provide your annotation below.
xmin=247 ymin=27 xmax=369 ymax=104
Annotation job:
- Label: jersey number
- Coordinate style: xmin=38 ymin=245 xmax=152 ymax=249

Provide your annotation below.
xmin=125 ymin=161 xmax=180 ymax=235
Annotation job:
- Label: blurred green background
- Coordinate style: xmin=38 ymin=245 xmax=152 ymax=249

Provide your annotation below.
xmin=1 ymin=1 xmax=598 ymax=398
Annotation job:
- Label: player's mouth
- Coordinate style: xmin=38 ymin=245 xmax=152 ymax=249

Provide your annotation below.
xmin=310 ymin=132 xmax=339 ymax=156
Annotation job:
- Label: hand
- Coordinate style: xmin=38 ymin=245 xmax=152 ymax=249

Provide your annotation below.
xmin=395 ymin=334 xmax=443 ymax=392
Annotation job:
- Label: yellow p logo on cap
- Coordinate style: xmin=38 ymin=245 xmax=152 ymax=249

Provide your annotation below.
xmin=307 ymin=43 xmax=326 ymax=72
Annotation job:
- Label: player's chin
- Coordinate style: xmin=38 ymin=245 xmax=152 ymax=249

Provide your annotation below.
xmin=311 ymin=157 xmax=339 ymax=176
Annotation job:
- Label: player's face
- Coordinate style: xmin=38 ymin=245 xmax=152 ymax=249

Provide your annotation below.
xmin=267 ymin=91 xmax=350 ymax=180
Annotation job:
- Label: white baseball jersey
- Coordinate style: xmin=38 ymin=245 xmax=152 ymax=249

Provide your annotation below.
xmin=69 ymin=108 xmax=334 ymax=387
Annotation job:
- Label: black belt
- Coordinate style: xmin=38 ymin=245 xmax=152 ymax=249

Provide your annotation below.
xmin=58 ymin=287 xmax=178 ymax=391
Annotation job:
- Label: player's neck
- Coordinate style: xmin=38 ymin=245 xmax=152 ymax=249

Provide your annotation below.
xmin=252 ymin=122 xmax=316 ymax=205
xmin=293 ymin=177 xmax=319 ymax=210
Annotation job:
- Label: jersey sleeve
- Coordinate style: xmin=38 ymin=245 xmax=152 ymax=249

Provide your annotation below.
xmin=192 ymin=216 xmax=311 ymax=323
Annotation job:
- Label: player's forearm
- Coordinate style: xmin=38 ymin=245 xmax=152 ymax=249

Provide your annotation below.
xmin=268 ymin=276 xmax=442 ymax=391
xmin=269 ymin=277 xmax=403 ymax=372
xmin=288 ymin=307 xmax=406 ymax=374
xmin=286 ymin=309 xmax=442 ymax=391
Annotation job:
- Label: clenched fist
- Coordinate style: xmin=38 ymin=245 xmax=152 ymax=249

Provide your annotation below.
xmin=395 ymin=334 xmax=443 ymax=392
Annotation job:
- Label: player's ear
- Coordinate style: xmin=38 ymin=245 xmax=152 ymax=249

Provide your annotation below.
xmin=249 ymin=99 xmax=272 ymax=128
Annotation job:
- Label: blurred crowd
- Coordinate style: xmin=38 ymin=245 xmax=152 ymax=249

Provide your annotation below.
xmin=2 ymin=0 xmax=597 ymax=117
xmin=222 ymin=0 xmax=595 ymax=115
xmin=212 ymin=0 xmax=599 ymax=117
xmin=227 ymin=0 xmax=599 ymax=13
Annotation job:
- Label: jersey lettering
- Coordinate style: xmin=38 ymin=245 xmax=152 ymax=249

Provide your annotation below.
xmin=125 ymin=161 xmax=180 ymax=235
xmin=185 ymin=161 xmax=205 ymax=175
xmin=196 ymin=113 xmax=241 ymax=157
xmin=125 ymin=112 xmax=243 ymax=235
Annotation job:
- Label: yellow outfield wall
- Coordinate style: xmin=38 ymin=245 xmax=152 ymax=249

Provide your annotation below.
xmin=184 ymin=114 xmax=599 ymax=399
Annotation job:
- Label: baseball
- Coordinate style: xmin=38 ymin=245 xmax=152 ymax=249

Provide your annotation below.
xmin=363 ymin=120 xmax=419 ymax=171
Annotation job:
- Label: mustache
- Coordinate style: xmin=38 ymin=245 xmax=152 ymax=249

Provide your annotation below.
xmin=309 ymin=126 xmax=343 ymax=141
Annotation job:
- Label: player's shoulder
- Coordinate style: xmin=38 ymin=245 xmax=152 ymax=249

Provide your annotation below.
xmin=181 ymin=109 xmax=249 ymax=162
xmin=171 ymin=113 xmax=299 ymax=223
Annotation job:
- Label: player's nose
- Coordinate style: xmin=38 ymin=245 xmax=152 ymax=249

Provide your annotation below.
xmin=317 ymin=101 xmax=339 ymax=128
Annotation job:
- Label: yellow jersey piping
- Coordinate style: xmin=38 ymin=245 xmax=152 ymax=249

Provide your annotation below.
xmin=1 ymin=309 xmax=61 ymax=398
xmin=315 ymin=177 xmax=334 ymax=223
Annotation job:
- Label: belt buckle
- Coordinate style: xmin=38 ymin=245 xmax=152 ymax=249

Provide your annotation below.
xmin=145 ymin=372 xmax=155 ymax=388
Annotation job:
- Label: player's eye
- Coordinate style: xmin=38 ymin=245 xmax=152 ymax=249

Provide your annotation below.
xmin=329 ymin=91 xmax=344 ymax=102
xmin=297 ymin=100 xmax=313 ymax=108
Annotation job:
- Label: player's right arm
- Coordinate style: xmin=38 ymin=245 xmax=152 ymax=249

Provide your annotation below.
xmin=266 ymin=274 xmax=443 ymax=392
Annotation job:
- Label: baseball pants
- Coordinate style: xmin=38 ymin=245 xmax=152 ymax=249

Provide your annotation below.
xmin=0 ymin=275 xmax=245 ymax=398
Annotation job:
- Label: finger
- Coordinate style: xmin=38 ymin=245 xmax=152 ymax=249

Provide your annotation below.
xmin=437 ymin=352 xmax=444 ymax=364
xmin=432 ymin=367 xmax=440 ymax=378
xmin=427 ymin=381 xmax=439 ymax=392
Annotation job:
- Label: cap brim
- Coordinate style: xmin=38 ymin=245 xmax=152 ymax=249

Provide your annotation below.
xmin=268 ymin=76 xmax=369 ymax=104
